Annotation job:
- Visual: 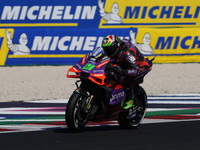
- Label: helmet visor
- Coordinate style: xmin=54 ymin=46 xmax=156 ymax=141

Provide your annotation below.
xmin=103 ymin=45 xmax=119 ymax=58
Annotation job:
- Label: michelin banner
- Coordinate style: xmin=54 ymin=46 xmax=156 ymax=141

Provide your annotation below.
xmin=1 ymin=0 xmax=200 ymax=28
xmin=133 ymin=28 xmax=200 ymax=63
xmin=0 ymin=28 xmax=133 ymax=65
xmin=1 ymin=27 xmax=200 ymax=65
xmin=0 ymin=0 xmax=200 ymax=65
xmin=99 ymin=0 xmax=200 ymax=28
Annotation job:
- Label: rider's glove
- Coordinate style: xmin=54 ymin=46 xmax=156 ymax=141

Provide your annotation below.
xmin=113 ymin=66 xmax=128 ymax=76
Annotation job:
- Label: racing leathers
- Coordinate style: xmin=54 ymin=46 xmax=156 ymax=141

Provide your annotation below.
xmin=112 ymin=39 xmax=150 ymax=108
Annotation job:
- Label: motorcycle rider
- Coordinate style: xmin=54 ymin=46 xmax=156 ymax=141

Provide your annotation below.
xmin=102 ymin=35 xmax=150 ymax=110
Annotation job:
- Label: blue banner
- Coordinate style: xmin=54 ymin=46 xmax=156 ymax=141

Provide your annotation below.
xmin=0 ymin=0 xmax=101 ymax=29
xmin=0 ymin=28 xmax=136 ymax=65
xmin=1 ymin=0 xmax=200 ymax=65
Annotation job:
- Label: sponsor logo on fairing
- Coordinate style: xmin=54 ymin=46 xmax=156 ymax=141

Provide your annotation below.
xmin=110 ymin=91 xmax=125 ymax=102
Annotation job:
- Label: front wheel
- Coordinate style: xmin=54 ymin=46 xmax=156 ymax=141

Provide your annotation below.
xmin=65 ymin=91 xmax=90 ymax=132
xmin=118 ymin=86 xmax=147 ymax=129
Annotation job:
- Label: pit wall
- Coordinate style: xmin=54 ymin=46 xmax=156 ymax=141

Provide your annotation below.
xmin=0 ymin=0 xmax=200 ymax=66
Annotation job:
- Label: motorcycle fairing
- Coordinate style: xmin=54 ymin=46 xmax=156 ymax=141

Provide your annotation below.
xmin=67 ymin=53 xmax=110 ymax=85
xmin=109 ymin=84 xmax=126 ymax=105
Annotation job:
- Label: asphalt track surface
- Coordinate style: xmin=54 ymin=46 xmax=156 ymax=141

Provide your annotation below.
xmin=1 ymin=121 xmax=200 ymax=150
xmin=1 ymin=94 xmax=200 ymax=150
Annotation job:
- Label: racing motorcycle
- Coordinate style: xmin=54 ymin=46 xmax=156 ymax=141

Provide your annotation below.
xmin=66 ymin=47 xmax=153 ymax=131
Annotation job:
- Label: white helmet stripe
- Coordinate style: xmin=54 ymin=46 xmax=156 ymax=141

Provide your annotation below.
xmin=112 ymin=35 xmax=115 ymax=42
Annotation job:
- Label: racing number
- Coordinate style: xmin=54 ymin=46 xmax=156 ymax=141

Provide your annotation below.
xmin=82 ymin=63 xmax=95 ymax=71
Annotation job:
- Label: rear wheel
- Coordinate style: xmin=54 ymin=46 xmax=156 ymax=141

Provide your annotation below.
xmin=65 ymin=92 xmax=90 ymax=131
xmin=118 ymin=86 xmax=147 ymax=129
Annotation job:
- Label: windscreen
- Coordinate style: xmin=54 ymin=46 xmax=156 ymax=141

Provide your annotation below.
xmin=91 ymin=47 xmax=105 ymax=60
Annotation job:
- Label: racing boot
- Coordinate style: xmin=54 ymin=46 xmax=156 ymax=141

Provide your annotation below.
xmin=121 ymin=97 xmax=138 ymax=118
xmin=121 ymin=96 xmax=135 ymax=109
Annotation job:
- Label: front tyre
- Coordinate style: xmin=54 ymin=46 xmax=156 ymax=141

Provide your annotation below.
xmin=65 ymin=92 xmax=89 ymax=132
xmin=118 ymin=86 xmax=147 ymax=129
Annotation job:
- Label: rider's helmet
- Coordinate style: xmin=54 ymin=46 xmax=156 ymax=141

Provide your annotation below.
xmin=102 ymin=35 xmax=122 ymax=58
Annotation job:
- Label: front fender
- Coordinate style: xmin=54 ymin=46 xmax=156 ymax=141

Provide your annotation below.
xmin=73 ymin=88 xmax=90 ymax=98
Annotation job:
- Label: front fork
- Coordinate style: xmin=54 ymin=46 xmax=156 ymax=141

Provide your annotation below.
xmin=74 ymin=80 xmax=96 ymax=117
xmin=74 ymin=80 xmax=108 ymax=119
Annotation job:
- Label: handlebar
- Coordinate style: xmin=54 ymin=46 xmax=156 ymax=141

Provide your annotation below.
xmin=105 ymin=63 xmax=122 ymax=83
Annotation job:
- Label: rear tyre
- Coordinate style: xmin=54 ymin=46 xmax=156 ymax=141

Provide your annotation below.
xmin=118 ymin=86 xmax=147 ymax=129
xmin=65 ymin=92 xmax=89 ymax=132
